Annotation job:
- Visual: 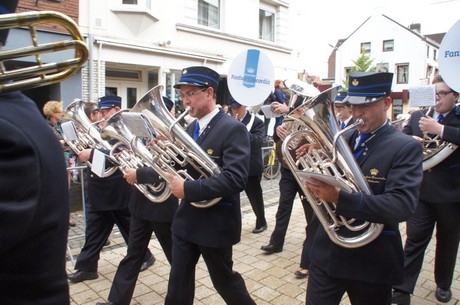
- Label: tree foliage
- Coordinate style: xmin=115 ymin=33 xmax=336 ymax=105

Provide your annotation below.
xmin=342 ymin=50 xmax=377 ymax=90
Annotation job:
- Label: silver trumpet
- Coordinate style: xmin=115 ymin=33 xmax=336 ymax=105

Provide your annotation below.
xmin=281 ymin=86 xmax=383 ymax=248
xmin=99 ymin=110 xmax=169 ymax=203
xmin=129 ymin=85 xmax=222 ymax=208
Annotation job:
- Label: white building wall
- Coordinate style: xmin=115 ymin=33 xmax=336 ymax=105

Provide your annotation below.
xmin=79 ymin=0 xmax=297 ymax=105
xmin=336 ymin=15 xmax=438 ymax=92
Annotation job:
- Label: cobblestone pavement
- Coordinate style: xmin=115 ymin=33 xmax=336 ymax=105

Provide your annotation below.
xmin=67 ymin=177 xmax=459 ymax=305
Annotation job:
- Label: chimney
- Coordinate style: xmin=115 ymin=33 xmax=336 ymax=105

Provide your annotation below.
xmin=409 ymin=23 xmax=421 ymax=33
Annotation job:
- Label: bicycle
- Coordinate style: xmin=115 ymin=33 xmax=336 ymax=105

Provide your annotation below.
xmin=262 ymin=136 xmax=280 ymax=180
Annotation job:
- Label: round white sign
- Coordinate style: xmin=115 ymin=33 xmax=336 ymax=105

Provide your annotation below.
xmin=227 ymin=49 xmax=274 ymax=107
xmin=439 ymin=19 xmax=460 ymax=92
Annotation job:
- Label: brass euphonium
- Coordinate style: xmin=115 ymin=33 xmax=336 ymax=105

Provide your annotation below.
xmin=281 ymin=86 xmax=383 ymax=248
xmin=129 ymin=85 xmax=222 ymax=208
xmin=99 ymin=110 xmax=170 ymax=203
xmin=420 ymin=107 xmax=458 ymax=171
xmin=0 ymin=11 xmax=88 ymax=93
xmin=61 ymin=99 xmax=117 ymax=177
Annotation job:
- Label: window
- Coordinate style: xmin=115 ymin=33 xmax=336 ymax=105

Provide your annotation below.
xmin=392 ymin=99 xmax=403 ymax=119
xmin=433 ymin=49 xmax=437 ymax=60
xmin=383 ymin=40 xmax=394 ymax=52
xmin=361 ymin=42 xmax=371 ymax=54
xmin=198 ymin=0 xmax=220 ymax=29
xmin=396 ymin=64 xmax=409 ymax=84
xmin=123 ymin=0 xmax=137 ymax=3
xmin=376 ymin=63 xmax=389 ymax=73
xmin=427 ymin=46 xmax=430 ymax=58
xmin=122 ymin=0 xmax=151 ymax=8
xmin=259 ymin=8 xmax=275 ymax=41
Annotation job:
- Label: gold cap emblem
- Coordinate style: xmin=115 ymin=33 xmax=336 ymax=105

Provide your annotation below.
xmin=183 ymin=69 xmax=187 ymax=74
xmin=352 ymin=79 xmax=359 ymax=87
xmin=207 ymin=149 xmax=213 ymax=155
xmin=370 ymin=168 xmax=379 ymax=176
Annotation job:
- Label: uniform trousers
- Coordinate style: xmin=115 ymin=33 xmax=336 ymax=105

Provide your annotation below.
xmin=394 ymin=199 xmax=460 ymax=293
xmin=75 ymin=208 xmax=131 ymax=272
xmin=108 ymin=216 xmax=173 ymax=305
xmin=165 ymin=234 xmax=256 ymax=305
xmin=306 ymin=264 xmax=392 ymax=305
xmin=244 ymin=174 xmax=267 ymax=228
xmin=269 ymin=167 xmax=311 ymax=248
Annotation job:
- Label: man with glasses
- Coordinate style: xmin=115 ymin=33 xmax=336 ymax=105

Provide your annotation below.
xmin=335 ymin=91 xmax=354 ymax=130
xmin=303 ymin=72 xmax=423 ymax=305
xmin=164 ymin=66 xmax=256 ymax=305
xmin=392 ymin=75 xmax=460 ymax=304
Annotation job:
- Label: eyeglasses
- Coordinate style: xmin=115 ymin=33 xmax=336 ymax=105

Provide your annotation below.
xmin=436 ymin=90 xmax=452 ymax=98
xmin=179 ymin=87 xmax=207 ymax=102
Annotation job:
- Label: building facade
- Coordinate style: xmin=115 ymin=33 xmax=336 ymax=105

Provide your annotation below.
xmin=327 ymin=14 xmax=441 ymax=118
xmin=79 ymin=0 xmax=304 ymax=109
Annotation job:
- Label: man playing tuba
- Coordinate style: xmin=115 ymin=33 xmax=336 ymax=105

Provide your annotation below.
xmin=303 ymin=72 xmax=423 ymax=305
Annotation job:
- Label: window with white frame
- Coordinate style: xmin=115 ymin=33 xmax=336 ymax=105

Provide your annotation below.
xmin=396 ymin=63 xmax=409 ymax=84
xmin=433 ymin=49 xmax=437 ymax=60
xmin=361 ymin=42 xmax=371 ymax=54
xmin=376 ymin=62 xmax=389 ymax=73
xmin=198 ymin=0 xmax=220 ymax=29
xmin=121 ymin=0 xmax=151 ymax=8
xmin=383 ymin=40 xmax=394 ymax=52
xmin=259 ymin=5 xmax=275 ymax=42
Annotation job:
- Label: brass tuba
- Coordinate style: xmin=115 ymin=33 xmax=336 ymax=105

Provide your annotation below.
xmin=61 ymin=99 xmax=117 ymax=177
xmin=99 ymin=110 xmax=170 ymax=203
xmin=281 ymin=86 xmax=383 ymax=248
xmin=128 ymin=85 xmax=222 ymax=208
xmin=0 ymin=11 xmax=88 ymax=93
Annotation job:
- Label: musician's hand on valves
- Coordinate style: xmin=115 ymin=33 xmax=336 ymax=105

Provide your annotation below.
xmin=123 ymin=168 xmax=137 ymax=185
xmin=78 ymin=148 xmax=92 ymax=162
xmin=419 ymin=116 xmax=443 ymax=135
xmin=165 ymin=172 xmax=185 ymax=199
xmin=412 ymin=135 xmax=424 ymax=144
xmin=305 ymin=178 xmax=340 ymax=203
xmin=276 ymin=124 xmax=287 ymax=141
xmin=296 ymin=143 xmax=318 ymax=158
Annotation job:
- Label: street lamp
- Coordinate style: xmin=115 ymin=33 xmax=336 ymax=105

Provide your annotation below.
xmin=328 ymin=44 xmax=342 ymax=86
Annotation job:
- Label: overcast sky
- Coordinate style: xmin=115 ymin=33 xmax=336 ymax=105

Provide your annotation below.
xmin=294 ymin=0 xmax=460 ymax=78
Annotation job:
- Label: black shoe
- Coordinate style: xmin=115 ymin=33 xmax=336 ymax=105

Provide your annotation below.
xmin=96 ymin=302 xmax=115 ymax=305
xmin=435 ymin=287 xmax=452 ymax=303
xmin=391 ymin=289 xmax=410 ymax=305
xmin=260 ymin=244 xmax=282 ymax=254
xmin=252 ymin=224 xmax=267 ymax=234
xmin=68 ymin=270 xmax=98 ymax=283
xmin=294 ymin=268 xmax=308 ymax=279
xmin=140 ymin=255 xmax=156 ymax=272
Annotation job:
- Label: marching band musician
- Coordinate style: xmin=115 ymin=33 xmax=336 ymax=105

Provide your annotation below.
xmin=164 ymin=66 xmax=256 ymax=305
xmin=68 ymin=96 xmax=154 ymax=284
xmin=334 ymin=91 xmax=354 ymax=130
xmin=229 ymin=98 xmax=268 ymax=234
xmin=303 ymin=72 xmax=423 ymax=305
xmin=392 ymin=75 xmax=460 ymax=304
xmin=0 ymin=1 xmax=70 ymax=303
xmin=96 ymin=97 xmax=179 ymax=305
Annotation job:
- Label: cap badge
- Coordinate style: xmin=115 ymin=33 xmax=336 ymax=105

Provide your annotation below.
xmin=352 ymin=79 xmax=359 ymax=87
xmin=207 ymin=149 xmax=213 ymax=155
xmin=183 ymin=69 xmax=187 ymax=74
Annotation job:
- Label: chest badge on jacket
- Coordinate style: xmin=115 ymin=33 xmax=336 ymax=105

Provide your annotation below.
xmin=365 ymin=168 xmax=386 ymax=184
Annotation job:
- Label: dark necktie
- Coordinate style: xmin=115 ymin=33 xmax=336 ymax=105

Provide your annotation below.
xmin=437 ymin=114 xmax=444 ymax=123
xmin=193 ymin=122 xmax=200 ymax=141
xmin=354 ymin=133 xmax=371 ymax=159
xmin=340 ymin=121 xmax=346 ymax=130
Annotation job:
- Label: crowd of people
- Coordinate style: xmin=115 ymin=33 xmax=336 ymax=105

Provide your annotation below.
xmin=1 ymin=5 xmax=458 ymax=302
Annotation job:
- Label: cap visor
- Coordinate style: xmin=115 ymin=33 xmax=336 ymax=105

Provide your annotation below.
xmin=173 ymin=81 xmax=206 ymax=89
